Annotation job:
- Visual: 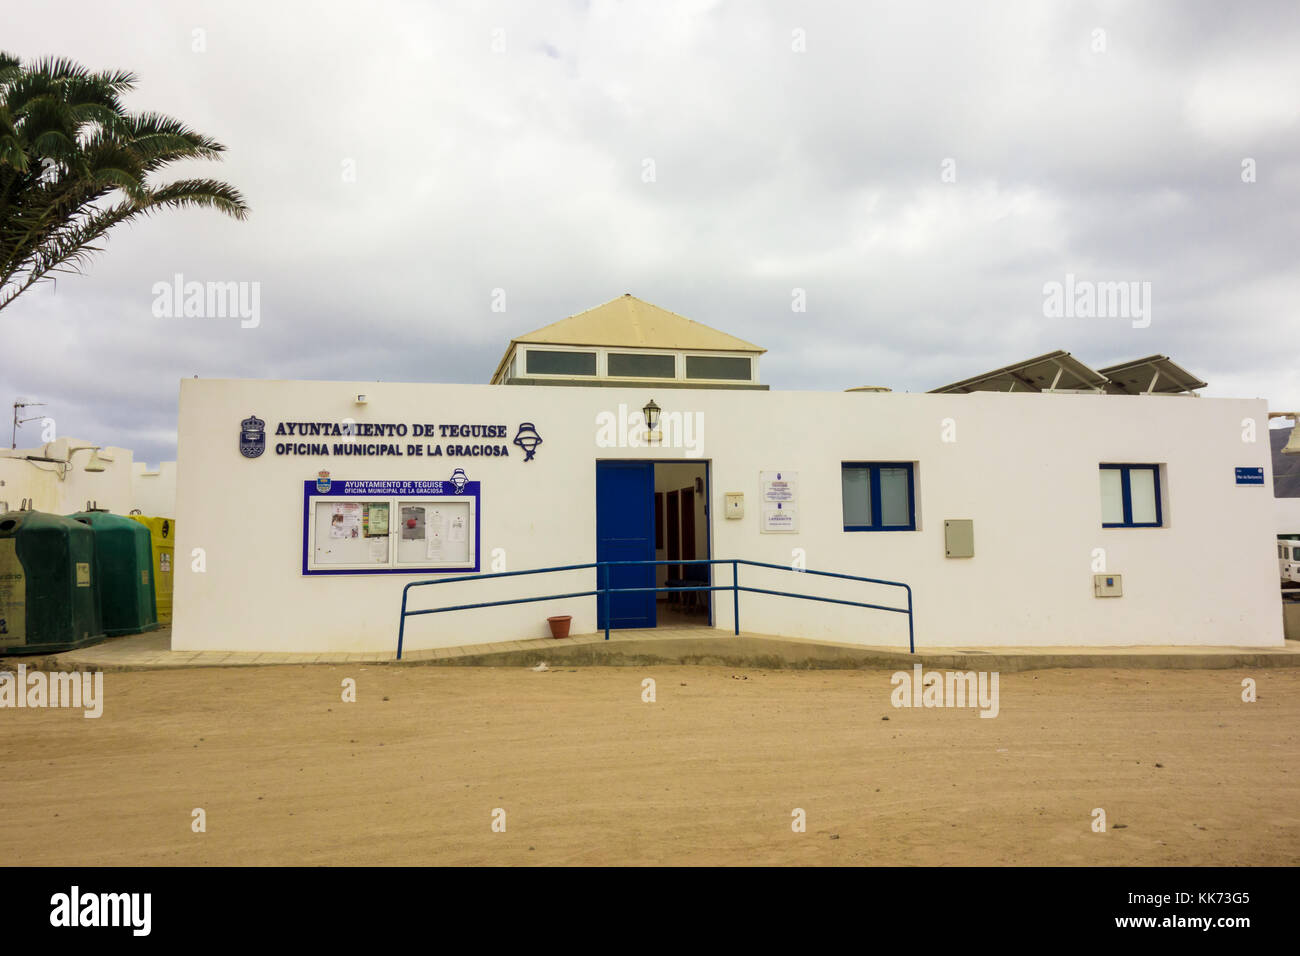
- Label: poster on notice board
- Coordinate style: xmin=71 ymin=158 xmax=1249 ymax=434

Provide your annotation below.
xmin=364 ymin=502 xmax=390 ymax=537
xmin=401 ymin=505 xmax=425 ymax=540
xmin=331 ymin=503 xmax=362 ymax=539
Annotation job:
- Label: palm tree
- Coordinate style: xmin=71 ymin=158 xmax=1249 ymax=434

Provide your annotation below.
xmin=0 ymin=52 xmax=248 ymax=312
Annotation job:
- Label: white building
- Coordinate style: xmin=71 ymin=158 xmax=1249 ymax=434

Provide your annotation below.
xmin=130 ymin=460 xmax=178 ymax=518
xmin=171 ymin=296 xmax=1285 ymax=654
xmin=0 ymin=437 xmax=175 ymax=518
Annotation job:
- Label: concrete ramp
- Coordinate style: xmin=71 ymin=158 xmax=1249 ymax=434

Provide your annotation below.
xmin=404 ymin=627 xmax=1300 ymax=673
xmin=6 ymin=625 xmax=1299 ymax=673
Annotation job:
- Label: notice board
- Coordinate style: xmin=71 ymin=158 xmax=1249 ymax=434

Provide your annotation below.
xmin=302 ymin=478 xmax=479 ymax=575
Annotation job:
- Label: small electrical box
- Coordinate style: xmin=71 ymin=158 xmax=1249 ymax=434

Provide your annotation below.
xmin=724 ymin=492 xmax=745 ymax=519
xmin=944 ymin=519 xmax=974 ymax=558
xmin=1094 ymin=574 xmax=1123 ymax=597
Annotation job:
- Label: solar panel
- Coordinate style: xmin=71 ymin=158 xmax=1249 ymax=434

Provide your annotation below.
xmin=927 ymin=350 xmax=1110 ymax=394
xmin=1273 ymin=425 xmax=1300 ymax=497
xmin=1097 ymin=355 xmax=1207 ymax=395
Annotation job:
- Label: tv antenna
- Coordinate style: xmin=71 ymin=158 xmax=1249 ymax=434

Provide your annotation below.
xmin=11 ymin=398 xmax=47 ymax=449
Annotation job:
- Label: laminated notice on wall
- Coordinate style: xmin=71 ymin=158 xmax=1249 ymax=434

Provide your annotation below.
xmin=759 ymin=471 xmax=799 ymax=533
xmin=761 ymin=501 xmax=798 ymax=533
xmin=448 ymin=513 xmax=467 ymax=543
xmin=760 ymin=471 xmax=797 ymax=504
xmin=401 ymin=506 xmax=425 ymax=540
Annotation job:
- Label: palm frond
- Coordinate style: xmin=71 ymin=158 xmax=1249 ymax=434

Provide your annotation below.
xmin=143 ymin=178 xmax=249 ymax=220
xmin=0 ymin=53 xmax=247 ymax=312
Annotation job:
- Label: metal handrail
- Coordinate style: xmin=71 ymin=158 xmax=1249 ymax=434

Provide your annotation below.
xmin=397 ymin=558 xmax=913 ymax=659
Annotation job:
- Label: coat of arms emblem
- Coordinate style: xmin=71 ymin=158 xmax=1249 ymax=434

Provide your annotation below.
xmin=240 ymin=415 xmax=266 ymax=459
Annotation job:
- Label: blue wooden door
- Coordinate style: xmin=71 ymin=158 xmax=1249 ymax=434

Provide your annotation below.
xmin=596 ymin=461 xmax=656 ymax=629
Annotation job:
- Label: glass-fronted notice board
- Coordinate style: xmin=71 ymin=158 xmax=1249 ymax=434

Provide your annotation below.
xmin=303 ymin=478 xmax=479 ymax=574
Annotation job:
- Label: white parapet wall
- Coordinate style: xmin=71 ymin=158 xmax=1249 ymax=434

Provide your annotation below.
xmin=131 ymin=461 xmax=178 ymax=518
xmin=1277 ymin=495 xmax=1300 ymax=536
xmin=0 ymin=438 xmax=137 ymax=515
xmin=172 ymin=378 xmax=1284 ymax=653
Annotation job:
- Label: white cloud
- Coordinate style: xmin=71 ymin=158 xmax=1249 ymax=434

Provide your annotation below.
xmin=2 ymin=0 xmax=1298 ymax=462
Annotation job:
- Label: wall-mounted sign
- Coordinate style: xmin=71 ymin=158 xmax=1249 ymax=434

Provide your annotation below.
xmin=242 ymin=417 xmax=543 ymax=461
xmin=1235 ymin=467 xmax=1265 ymax=486
xmin=759 ymin=470 xmax=799 ymax=533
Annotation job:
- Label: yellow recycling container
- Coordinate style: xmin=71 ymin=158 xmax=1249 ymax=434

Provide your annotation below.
xmin=127 ymin=515 xmax=175 ymax=624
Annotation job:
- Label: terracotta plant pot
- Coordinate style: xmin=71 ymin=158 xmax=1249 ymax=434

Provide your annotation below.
xmin=547 ymin=615 xmax=572 ymax=639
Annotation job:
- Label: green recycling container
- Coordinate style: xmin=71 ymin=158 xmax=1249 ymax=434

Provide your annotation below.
xmin=0 ymin=511 xmax=105 ymax=655
xmin=68 ymin=512 xmax=158 ymax=637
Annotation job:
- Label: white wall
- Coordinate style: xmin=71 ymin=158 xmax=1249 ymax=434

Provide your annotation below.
xmin=0 ymin=439 xmax=137 ymax=515
xmin=172 ymin=379 xmax=1284 ymax=653
xmin=131 ymin=461 xmax=178 ymax=517
xmin=1276 ymin=495 xmax=1300 ymax=536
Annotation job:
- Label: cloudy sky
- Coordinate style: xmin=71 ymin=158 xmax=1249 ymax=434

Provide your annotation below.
xmin=5 ymin=0 xmax=1298 ymax=464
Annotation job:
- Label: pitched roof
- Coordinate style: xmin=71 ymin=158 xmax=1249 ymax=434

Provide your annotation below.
xmin=510 ymin=294 xmax=765 ymax=353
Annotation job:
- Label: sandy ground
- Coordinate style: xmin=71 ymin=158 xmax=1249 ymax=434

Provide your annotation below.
xmin=1 ymin=664 xmax=1297 ymax=866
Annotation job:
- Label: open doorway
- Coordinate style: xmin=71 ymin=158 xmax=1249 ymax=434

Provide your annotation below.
xmin=653 ymin=462 xmax=710 ymax=628
xmin=595 ymin=459 xmax=711 ymax=631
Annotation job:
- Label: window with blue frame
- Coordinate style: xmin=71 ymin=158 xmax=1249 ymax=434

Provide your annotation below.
xmin=841 ymin=462 xmax=916 ymax=531
xmin=1099 ymin=464 xmax=1162 ymax=528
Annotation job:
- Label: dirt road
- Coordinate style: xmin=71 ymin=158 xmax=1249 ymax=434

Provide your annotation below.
xmin=1 ymin=664 xmax=1295 ymax=865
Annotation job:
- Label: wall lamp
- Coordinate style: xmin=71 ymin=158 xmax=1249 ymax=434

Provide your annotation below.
xmin=24 ymin=443 xmax=108 ymax=478
xmin=67 ymin=445 xmax=107 ymax=472
xmin=643 ymin=398 xmax=662 ymax=444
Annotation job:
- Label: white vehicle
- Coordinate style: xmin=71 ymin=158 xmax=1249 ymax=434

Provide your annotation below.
xmin=1280 ymin=539 xmax=1300 ymax=584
